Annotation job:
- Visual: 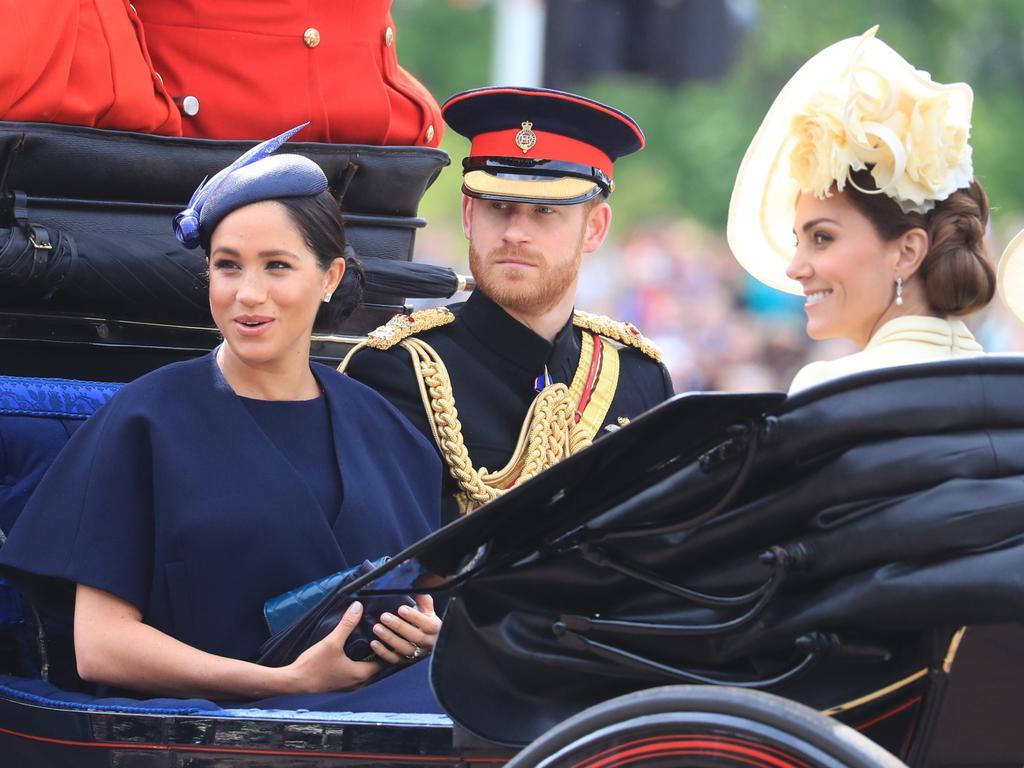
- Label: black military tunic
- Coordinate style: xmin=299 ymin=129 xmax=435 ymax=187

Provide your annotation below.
xmin=345 ymin=290 xmax=673 ymax=520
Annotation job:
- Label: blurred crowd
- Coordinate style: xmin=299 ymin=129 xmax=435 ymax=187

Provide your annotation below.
xmin=412 ymin=217 xmax=1024 ymax=394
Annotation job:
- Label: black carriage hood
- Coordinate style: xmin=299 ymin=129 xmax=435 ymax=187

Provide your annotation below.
xmin=0 ymin=120 xmax=448 ymax=217
xmin=343 ymin=356 xmax=1024 ymax=746
xmin=0 ymin=121 xmax=454 ymax=342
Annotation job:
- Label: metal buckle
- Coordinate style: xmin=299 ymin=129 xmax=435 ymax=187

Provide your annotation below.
xmin=28 ymin=231 xmax=52 ymax=251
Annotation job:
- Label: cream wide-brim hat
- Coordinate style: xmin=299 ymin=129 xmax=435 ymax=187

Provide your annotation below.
xmin=998 ymin=230 xmax=1024 ymax=323
xmin=726 ymin=28 xmax=973 ymax=295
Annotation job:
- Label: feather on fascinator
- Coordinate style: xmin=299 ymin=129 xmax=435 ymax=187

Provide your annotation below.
xmin=174 ymin=124 xmax=328 ymax=249
xmin=727 ymin=27 xmax=975 ymax=294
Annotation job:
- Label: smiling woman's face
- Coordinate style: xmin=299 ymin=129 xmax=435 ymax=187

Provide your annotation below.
xmin=787 ymin=191 xmax=902 ymax=348
xmin=208 ymin=200 xmax=332 ymax=370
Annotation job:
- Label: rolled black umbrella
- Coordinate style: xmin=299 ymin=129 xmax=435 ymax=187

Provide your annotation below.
xmin=0 ymin=224 xmax=474 ymax=323
xmin=357 ymin=253 xmax=474 ymax=299
xmin=0 ymin=224 xmax=210 ymax=323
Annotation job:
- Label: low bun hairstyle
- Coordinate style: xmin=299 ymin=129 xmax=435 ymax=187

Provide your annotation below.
xmin=318 ymin=245 xmax=366 ymax=330
xmin=275 ymin=191 xmax=366 ymax=332
xmin=844 ymin=169 xmax=994 ymax=316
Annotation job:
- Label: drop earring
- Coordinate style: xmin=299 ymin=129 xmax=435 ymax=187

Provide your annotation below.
xmin=323 ymin=292 xmax=333 ymax=303
xmin=895 ymin=275 xmax=904 ymax=306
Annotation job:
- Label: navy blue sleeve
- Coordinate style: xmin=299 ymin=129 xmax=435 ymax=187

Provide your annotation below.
xmin=660 ymin=362 xmax=675 ymax=398
xmin=0 ymin=391 xmax=155 ymax=616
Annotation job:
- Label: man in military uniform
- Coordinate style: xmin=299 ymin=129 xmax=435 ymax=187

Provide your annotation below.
xmin=343 ymin=86 xmax=673 ymax=519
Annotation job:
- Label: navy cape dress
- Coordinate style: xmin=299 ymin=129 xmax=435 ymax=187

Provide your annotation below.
xmin=0 ymin=351 xmax=442 ymax=711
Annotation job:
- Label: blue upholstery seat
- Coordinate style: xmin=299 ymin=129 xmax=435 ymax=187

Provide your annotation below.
xmin=0 ymin=376 xmax=121 ymax=684
xmin=0 ymin=375 xmax=122 ymax=537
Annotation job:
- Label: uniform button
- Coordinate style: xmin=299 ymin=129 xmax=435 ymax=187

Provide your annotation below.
xmin=385 ymin=26 xmax=394 ymax=46
xmin=176 ymin=96 xmax=200 ymax=117
xmin=425 ymin=124 xmax=435 ymax=143
xmin=303 ymin=28 xmax=321 ymax=48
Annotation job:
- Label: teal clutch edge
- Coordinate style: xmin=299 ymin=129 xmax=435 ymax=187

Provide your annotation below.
xmin=263 ymin=556 xmax=390 ymax=636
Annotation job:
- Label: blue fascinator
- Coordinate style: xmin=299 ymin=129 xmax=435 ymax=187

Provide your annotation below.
xmin=174 ymin=124 xmax=328 ymax=249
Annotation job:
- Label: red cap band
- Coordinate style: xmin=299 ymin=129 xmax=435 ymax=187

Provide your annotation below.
xmin=470 ymin=129 xmax=614 ymax=178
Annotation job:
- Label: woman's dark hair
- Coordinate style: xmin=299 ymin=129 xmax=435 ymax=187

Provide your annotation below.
xmin=277 ymin=191 xmax=365 ymax=332
xmin=203 ymin=190 xmax=365 ymax=332
xmin=842 ymin=168 xmax=994 ymax=316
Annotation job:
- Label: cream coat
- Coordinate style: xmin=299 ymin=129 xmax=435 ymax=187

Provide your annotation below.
xmin=789 ymin=315 xmax=984 ymax=394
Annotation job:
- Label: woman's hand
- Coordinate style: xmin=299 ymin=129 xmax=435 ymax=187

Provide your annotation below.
xmin=369 ymin=595 xmax=441 ymax=665
xmin=74 ymin=585 xmax=378 ymax=699
xmin=286 ymin=601 xmax=382 ymax=693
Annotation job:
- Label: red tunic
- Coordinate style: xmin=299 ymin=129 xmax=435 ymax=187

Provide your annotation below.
xmin=133 ymin=0 xmax=444 ymax=146
xmin=0 ymin=0 xmax=181 ymax=135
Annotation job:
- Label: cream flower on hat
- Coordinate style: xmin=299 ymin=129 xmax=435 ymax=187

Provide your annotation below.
xmin=728 ymin=26 xmax=974 ymax=294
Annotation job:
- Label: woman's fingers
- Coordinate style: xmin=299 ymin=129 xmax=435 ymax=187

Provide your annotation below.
xmin=413 ymin=594 xmax=435 ymax=616
xmin=291 ymin=602 xmax=382 ymax=691
xmin=369 ymin=638 xmax=406 ymax=665
xmin=372 ymin=617 xmax=419 ymax=657
xmin=394 ymin=602 xmax=438 ymax=633
xmin=397 ymin=602 xmax=442 ymax=649
xmin=401 ymin=596 xmax=438 ymax=629
xmin=326 ymin=600 xmax=364 ymax=648
xmin=325 ymin=601 xmax=382 ymax=673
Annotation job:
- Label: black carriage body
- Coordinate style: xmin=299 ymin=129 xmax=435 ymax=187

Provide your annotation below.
xmin=0 ymin=693 xmax=467 ymax=768
xmin=3 ymin=357 xmax=1024 ymax=767
xmin=0 ymin=122 xmax=1022 ymax=767
xmin=410 ymin=358 xmax=1024 ymax=765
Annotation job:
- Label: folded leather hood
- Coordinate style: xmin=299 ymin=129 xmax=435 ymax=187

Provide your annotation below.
xmin=423 ymin=358 xmax=1024 ymax=747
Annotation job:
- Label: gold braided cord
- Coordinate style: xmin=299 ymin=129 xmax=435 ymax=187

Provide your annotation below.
xmin=337 ymin=308 xmax=456 ymax=376
xmin=338 ymin=340 xmax=369 ymax=374
xmin=340 ymin=323 xmax=624 ymax=516
xmin=401 ymin=337 xmax=592 ymax=514
xmin=364 ymin=308 xmax=455 ymax=350
xmin=573 ymin=310 xmax=663 ymax=363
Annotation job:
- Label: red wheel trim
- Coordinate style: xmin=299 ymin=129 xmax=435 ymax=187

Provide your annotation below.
xmin=571 ymin=734 xmax=817 ymax=768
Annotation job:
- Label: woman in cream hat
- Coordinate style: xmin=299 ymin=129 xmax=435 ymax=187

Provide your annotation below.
xmin=728 ymin=27 xmax=995 ymax=393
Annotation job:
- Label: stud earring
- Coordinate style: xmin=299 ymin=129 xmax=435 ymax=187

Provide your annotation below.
xmin=323 ymin=292 xmax=333 ymax=303
xmin=895 ymin=275 xmax=904 ymax=306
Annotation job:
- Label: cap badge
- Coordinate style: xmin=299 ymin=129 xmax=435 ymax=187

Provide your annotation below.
xmin=515 ymin=121 xmax=537 ymax=154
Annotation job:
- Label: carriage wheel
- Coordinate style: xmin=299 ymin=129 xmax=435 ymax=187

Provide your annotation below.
xmin=504 ymin=685 xmax=906 ymax=768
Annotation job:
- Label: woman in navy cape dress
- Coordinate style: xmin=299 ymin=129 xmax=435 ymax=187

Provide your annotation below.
xmin=0 ymin=127 xmax=443 ymax=712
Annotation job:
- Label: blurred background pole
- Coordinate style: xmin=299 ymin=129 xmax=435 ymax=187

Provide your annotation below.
xmin=491 ymin=0 xmax=546 ymax=86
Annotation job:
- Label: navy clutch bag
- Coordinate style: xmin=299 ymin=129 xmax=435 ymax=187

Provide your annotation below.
xmin=257 ymin=559 xmax=415 ymax=667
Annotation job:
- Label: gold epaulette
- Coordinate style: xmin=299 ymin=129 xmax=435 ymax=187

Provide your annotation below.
xmin=365 ymin=307 xmax=455 ymax=350
xmin=573 ymin=310 xmax=663 ymax=363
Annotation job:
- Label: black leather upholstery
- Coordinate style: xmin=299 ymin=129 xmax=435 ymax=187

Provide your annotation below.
xmin=418 ymin=357 xmax=1024 ymax=758
xmin=0 ymin=122 xmax=448 ymax=215
xmin=0 ymin=121 xmax=450 ymax=334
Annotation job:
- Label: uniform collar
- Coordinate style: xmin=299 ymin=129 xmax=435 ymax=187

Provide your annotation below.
xmin=460 ymin=289 xmax=578 ymax=374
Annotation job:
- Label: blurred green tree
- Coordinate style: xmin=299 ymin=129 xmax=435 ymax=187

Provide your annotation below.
xmin=393 ymin=0 xmax=1024 ymax=239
